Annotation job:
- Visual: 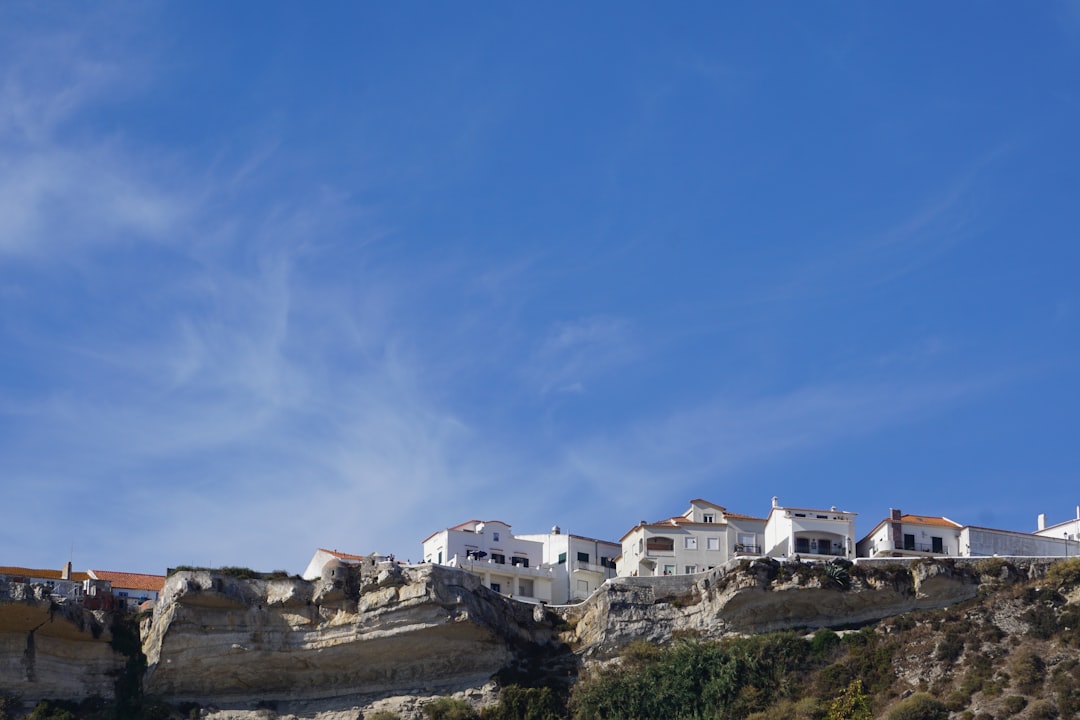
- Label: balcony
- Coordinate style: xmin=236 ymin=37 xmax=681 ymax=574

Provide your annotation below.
xmin=573 ymin=561 xmax=617 ymax=577
xmin=902 ymin=543 xmax=948 ymax=555
xmin=734 ymin=543 xmax=762 ymax=555
xmin=450 ymin=555 xmax=553 ymax=578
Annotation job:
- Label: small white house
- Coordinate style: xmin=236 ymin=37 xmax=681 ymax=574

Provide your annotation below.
xmin=856 ymin=509 xmax=963 ymax=558
xmin=1035 ymin=507 xmax=1080 ymax=544
xmin=517 ymin=528 xmax=619 ymax=604
xmin=617 ymin=499 xmax=766 ymax=578
xmin=302 ymin=548 xmax=366 ymax=580
xmin=764 ymin=497 xmax=856 ymax=560
xmin=422 ymin=520 xmax=554 ymax=602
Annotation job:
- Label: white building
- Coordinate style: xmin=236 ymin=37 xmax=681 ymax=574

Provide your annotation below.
xmin=517 ymin=528 xmax=619 ymax=604
xmin=764 ymin=497 xmax=856 ymax=560
xmin=422 ymin=520 xmax=554 ymax=602
xmin=302 ymin=548 xmax=367 ymax=580
xmin=617 ymin=499 xmax=766 ymax=578
xmin=856 ymin=509 xmax=963 ymax=558
xmin=961 ymin=525 xmax=1078 ymax=557
xmin=1035 ymin=507 xmax=1080 ymax=544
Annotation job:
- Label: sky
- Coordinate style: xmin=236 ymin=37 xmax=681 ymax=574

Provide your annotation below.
xmin=1 ymin=3 xmax=1079 ymax=576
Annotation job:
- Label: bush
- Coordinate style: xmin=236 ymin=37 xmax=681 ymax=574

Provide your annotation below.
xmin=1047 ymin=558 xmax=1080 ymax=589
xmin=811 ymin=629 xmax=842 ymax=659
xmin=1001 ymin=695 xmax=1027 ymax=715
xmin=26 ymin=701 xmax=76 ymax=720
xmin=422 ymin=698 xmax=479 ymax=720
xmin=366 ymin=712 xmax=403 ymax=720
xmin=935 ymin=634 xmax=964 ymax=663
xmin=480 ymin=686 xmax=564 ymax=720
xmin=0 ymin=693 xmax=20 ymax=720
xmin=1010 ymin=648 xmax=1046 ymax=695
xmin=826 ymin=679 xmax=872 ymax=720
xmin=1027 ymin=699 xmax=1060 ymax=719
xmin=886 ymin=693 xmax=948 ymax=720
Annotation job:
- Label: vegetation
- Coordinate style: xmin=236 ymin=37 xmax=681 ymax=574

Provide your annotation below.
xmin=422 ymin=697 xmax=479 ymax=720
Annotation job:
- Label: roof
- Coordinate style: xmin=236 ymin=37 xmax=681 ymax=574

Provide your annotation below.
xmin=900 ymin=514 xmax=962 ymax=529
xmin=317 ymin=548 xmax=365 ymax=562
xmin=89 ymin=570 xmax=166 ymax=593
xmin=0 ymin=566 xmax=90 ymax=582
xmin=618 ymin=513 xmax=766 ymax=542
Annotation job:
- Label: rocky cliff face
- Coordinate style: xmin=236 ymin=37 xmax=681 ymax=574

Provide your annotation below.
xmin=561 ymin=557 xmax=1050 ymax=658
xmin=0 ymin=579 xmax=123 ymax=703
xmin=1 ymin=557 xmax=1062 ymax=718
xmin=141 ymin=563 xmax=570 ymax=710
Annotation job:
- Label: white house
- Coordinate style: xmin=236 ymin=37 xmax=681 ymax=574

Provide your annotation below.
xmin=302 ymin=548 xmax=367 ymax=580
xmin=856 ymin=509 xmax=963 ymax=558
xmin=517 ymin=528 xmax=619 ymax=604
xmin=617 ymin=499 xmax=766 ymax=578
xmin=1035 ymin=507 xmax=1080 ymax=544
xmin=87 ymin=570 xmax=165 ymax=610
xmin=422 ymin=520 xmax=554 ymax=602
xmin=764 ymin=497 xmax=856 ymax=560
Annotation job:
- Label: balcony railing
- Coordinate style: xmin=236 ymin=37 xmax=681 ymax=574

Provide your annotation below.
xmin=734 ymin=544 xmax=762 ymax=555
xmin=573 ymin=561 xmax=617 ymax=576
xmin=903 ymin=543 xmax=948 ymax=555
xmin=450 ymin=555 xmax=554 ymax=578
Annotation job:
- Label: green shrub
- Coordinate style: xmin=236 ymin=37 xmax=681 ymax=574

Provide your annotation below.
xmin=1002 ymin=695 xmax=1027 ymax=715
xmin=1027 ymin=699 xmax=1060 ymax=719
xmin=0 ymin=693 xmax=20 ymax=720
xmin=422 ymin=697 xmax=479 ymax=720
xmin=886 ymin=693 xmax=948 ymax=720
xmin=935 ymin=634 xmax=964 ymax=663
xmin=1047 ymin=558 xmax=1080 ymax=589
xmin=826 ymin=679 xmax=872 ymax=720
xmin=366 ymin=711 xmax=403 ymax=720
xmin=480 ymin=685 xmax=564 ymax=720
xmin=811 ymin=629 xmax=842 ymax=659
xmin=26 ymin=701 xmax=76 ymax=720
xmin=1010 ymin=648 xmax=1046 ymax=695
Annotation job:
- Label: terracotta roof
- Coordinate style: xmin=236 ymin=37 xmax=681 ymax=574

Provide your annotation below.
xmin=318 ymin=548 xmax=365 ymax=562
xmin=89 ymin=570 xmax=166 ymax=593
xmin=0 ymin=566 xmax=90 ymax=582
xmin=900 ymin=515 xmax=962 ymax=529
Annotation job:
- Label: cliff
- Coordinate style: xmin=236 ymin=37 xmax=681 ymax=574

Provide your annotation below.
xmin=0 ymin=578 xmax=123 ymax=703
xmin=140 ymin=562 xmax=570 ymax=711
xmin=0 ymin=556 xmax=1066 ymax=718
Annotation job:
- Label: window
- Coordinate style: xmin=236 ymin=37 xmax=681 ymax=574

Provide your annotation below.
xmin=491 ymin=553 xmax=506 ymax=565
xmin=637 ymin=539 xmax=643 ymax=552
xmin=663 ymin=564 xmax=675 ymax=576
xmin=519 ymin=580 xmax=534 ymax=597
xmin=492 ymin=532 xmax=500 ymax=541
xmin=703 ymin=513 xmax=714 ymax=523
xmin=795 ymin=537 xmax=810 ymax=553
xmin=437 ymin=551 xmax=442 ymax=564
xmin=904 ymin=534 xmax=916 ymax=551
xmin=931 ymin=536 xmax=943 ymax=554
xmin=490 ymin=582 xmax=501 ymax=593
xmin=577 ymin=551 xmax=590 ymax=563
xmin=707 ymin=537 xmax=720 ymax=551
xmin=685 ymin=565 xmax=697 ymax=575
xmin=600 ymin=556 xmax=615 ymax=569
xmin=558 ymin=552 xmax=567 ymax=564
xmin=685 ymin=537 xmax=698 ymax=550
xmin=646 ymin=536 xmax=675 ymax=552
xmin=511 ymin=556 xmax=529 ymax=567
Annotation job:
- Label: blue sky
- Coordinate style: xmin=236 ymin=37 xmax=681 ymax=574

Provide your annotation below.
xmin=2 ymin=3 xmax=1079 ymax=575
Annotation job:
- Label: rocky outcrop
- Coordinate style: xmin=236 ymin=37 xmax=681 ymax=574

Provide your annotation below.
xmin=561 ymin=557 xmax=1039 ymax=658
xmin=0 ymin=579 xmax=123 ymax=703
xmin=141 ymin=563 xmax=571 ymax=711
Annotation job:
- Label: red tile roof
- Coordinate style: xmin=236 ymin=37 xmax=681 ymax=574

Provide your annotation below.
xmin=89 ymin=570 xmax=166 ymax=593
xmin=0 ymin=566 xmax=89 ymax=582
xmin=318 ymin=548 xmax=365 ymax=562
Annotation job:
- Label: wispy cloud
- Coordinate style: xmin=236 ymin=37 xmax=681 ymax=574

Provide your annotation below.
xmin=529 ymin=315 xmax=634 ymax=395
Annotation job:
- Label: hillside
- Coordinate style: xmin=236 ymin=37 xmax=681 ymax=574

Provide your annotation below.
xmin=2 ymin=557 xmax=1080 ymax=719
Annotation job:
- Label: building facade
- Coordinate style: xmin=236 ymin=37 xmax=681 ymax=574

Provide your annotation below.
xmin=617 ymin=499 xmax=766 ymax=577
xmin=856 ymin=510 xmax=963 ymax=558
xmin=517 ymin=529 xmax=619 ymax=604
xmin=764 ymin=497 xmax=856 ymax=560
xmin=422 ymin=520 xmax=554 ymax=602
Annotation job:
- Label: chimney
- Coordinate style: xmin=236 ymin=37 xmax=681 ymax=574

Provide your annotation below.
xmin=1038 ymin=513 xmax=1047 ymax=531
xmin=1076 ymin=505 xmax=1079 ymax=520
xmin=61 ymin=561 xmax=72 ymax=580
xmin=772 ymin=496 xmax=779 ymax=508
xmin=552 ymin=525 xmax=561 ymax=535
